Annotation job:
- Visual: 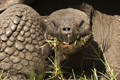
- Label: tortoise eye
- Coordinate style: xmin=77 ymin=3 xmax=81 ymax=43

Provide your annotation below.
xmin=77 ymin=20 xmax=84 ymax=30
xmin=52 ymin=21 xmax=58 ymax=31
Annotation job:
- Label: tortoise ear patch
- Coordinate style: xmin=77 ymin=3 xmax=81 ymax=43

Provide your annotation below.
xmin=51 ymin=21 xmax=58 ymax=31
xmin=77 ymin=20 xmax=85 ymax=30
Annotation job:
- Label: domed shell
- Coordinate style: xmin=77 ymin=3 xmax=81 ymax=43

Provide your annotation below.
xmin=0 ymin=0 xmax=34 ymax=12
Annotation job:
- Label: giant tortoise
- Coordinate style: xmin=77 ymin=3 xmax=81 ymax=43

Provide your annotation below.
xmin=45 ymin=5 xmax=120 ymax=80
xmin=0 ymin=0 xmax=120 ymax=80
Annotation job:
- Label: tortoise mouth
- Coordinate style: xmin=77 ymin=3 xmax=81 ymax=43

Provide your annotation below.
xmin=57 ymin=34 xmax=93 ymax=55
xmin=60 ymin=33 xmax=92 ymax=46
xmin=45 ymin=33 xmax=93 ymax=49
xmin=60 ymin=38 xmax=82 ymax=47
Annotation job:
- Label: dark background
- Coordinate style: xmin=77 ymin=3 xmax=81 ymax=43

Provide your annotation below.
xmin=30 ymin=0 xmax=120 ymax=15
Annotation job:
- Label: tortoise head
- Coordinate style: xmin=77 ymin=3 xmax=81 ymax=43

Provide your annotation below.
xmin=46 ymin=8 xmax=93 ymax=55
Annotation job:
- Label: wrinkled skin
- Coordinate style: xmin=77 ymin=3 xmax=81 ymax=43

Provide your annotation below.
xmin=92 ymin=11 xmax=120 ymax=80
xmin=79 ymin=3 xmax=120 ymax=79
xmin=0 ymin=4 xmax=51 ymax=80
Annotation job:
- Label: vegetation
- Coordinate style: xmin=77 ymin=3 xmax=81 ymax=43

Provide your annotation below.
xmin=0 ymin=38 xmax=118 ymax=80
xmin=42 ymin=37 xmax=117 ymax=80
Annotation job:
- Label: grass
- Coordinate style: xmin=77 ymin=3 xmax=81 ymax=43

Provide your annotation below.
xmin=43 ymin=38 xmax=117 ymax=80
xmin=0 ymin=70 xmax=10 ymax=80
xmin=0 ymin=38 xmax=118 ymax=80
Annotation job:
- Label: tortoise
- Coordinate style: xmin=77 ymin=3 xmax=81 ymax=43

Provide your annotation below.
xmin=45 ymin=6 xmax=120 ymax=80
xmin=0 ymin=0 xmax=120 ymax=80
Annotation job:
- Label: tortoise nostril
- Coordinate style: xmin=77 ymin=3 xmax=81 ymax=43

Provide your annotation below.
xmin=62 ymin=27 xmax=71 ymax=34
xmin=67 ymin=28 xmax=70 ymax=31
xmin=62 ymin=27 xmax=71 ymax=31
xmin=63 ymin=28 xmax=66 ymax=31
